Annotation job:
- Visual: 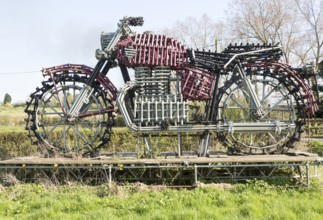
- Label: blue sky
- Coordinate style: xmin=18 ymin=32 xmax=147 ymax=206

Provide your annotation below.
xmin=0 ymin=0 xmax=229 ymax=102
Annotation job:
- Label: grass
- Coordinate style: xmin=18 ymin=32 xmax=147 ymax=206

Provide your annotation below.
xmin=0 ymin=104 xmax=25 ymax=114
xmin=0 ymin=179 xmax=322 ymax=220
xmin=0 ymin=105 xmax=26 ymax=127
xmin=308 ymin=140 xmax=323 ymax=156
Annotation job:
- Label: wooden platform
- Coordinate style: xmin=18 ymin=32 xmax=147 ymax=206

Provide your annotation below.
xmin=0 ymin=154 xmax=321 ymax=166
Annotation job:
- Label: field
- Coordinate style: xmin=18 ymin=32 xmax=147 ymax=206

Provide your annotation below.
xmin=0 ymin=105 xmax=26 ymax=127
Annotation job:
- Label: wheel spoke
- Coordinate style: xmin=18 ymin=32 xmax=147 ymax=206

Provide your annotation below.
xmin=268 ymin=132 xmax=277 ymax=142
xmin=42 ymin=98 xmax=64 ymax=117
xmin=52 ymin=125 xmax=72 ymax=147
xmin=72 ymin=126 xmax=91 ymax=146
xmin=219 ymin=72 xmax=297 ymax=153
xmin=261 ymin=82 xmax=282 ymax=104
xmin=41 ymin=120 xmax=64 ymax=138
xmin=227 ymin=93 xmax=250 ymax=116
xmin=58 ymin=80 xmax=71 ymax=110
xmin=262 ymin=97 xmax=287 ymax=118
xmin=29 ymin=74 xmax=112 ymax=154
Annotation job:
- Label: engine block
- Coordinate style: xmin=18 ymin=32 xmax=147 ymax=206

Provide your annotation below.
xmin=135 ymin=67 xmax=171 ymax=96
xmin=133 ymin=66 xmax=189 ymax=126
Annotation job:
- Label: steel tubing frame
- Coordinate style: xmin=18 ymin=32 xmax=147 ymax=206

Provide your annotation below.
xmin=118 ymin=83 xmax=296 ymax=133
xmin=0 ymin=161 xmax=320 ymax=186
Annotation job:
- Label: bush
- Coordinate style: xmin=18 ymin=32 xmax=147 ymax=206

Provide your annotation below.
xmin=114 ymin=116 xmax=126 ymax=127
xmin=0 ymin=128 xmax=218 ymax=159
xmin=0 ymin=131 xmax=37 ymax=160
xmin=3 ymin=93 xmax=12 ymax=105
xmin=308 ymin=140 xmax=323 ymax=156
xmin=13 ymin=102 xmax=26 ymax=108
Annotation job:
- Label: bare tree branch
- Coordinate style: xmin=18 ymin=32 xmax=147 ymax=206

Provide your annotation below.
xmin=295 ymin=0 xmax=323 ymax=68
xmin=228 ymin=0 xmax=302 ymax=64
xmin=162 ymin=14 xmax=225 ymax=51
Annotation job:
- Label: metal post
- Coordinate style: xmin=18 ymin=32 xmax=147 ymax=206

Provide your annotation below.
xmin=137 ymin=134 xmax=141 ymax=159
xmin=109 ymin=165 xmax=112 ymax=188
xmin=144 ymin=136 xmax=150 ymax=158
xmin=194 ymin=164 xmax=198 ymax=186
xmin=200 ymin=132 xmax=210 ymax=157
xmin=234 ymin=167 xmax=237 ymax=181
xmin=306 ymin=163 xmax=310 ymax=187
xmin=215 ymin=37 xmax=218 ymax=53
xmin=178 ymin=132 xmax=181 ymax=157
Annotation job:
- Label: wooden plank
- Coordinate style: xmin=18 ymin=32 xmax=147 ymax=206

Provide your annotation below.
xmin=0 ymin=154 xmax=321 ymax=166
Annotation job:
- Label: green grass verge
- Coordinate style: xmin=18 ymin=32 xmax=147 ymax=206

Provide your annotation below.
xmin=0 ymin=180 xmax=322 ymax=220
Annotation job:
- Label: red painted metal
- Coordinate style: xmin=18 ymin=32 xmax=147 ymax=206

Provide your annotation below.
xmin=117 ymin=34 xmax=216 ymax=100
xmin=42 ymin=64 xmax=93 ymax=77
xmin=42 ymin=64 xmax=118 ymax=101
xmin=181 ymin=67 xmax=216 ymax=100
xmin=245 ymin=62 xmax=319 ymax=116
xmin=272 ymin=62 xmax=319 ymax=116
xmin=97 ymin=74 xmax=118 ymax=101
xmin=117 ymin=34 xmax=188 ymax=69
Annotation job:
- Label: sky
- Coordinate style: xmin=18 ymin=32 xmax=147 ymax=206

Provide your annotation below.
xmin=0 ymin=0 xmax=229 ymax=103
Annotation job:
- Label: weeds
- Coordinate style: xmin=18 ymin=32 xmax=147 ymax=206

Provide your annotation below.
xmin=0 ymin=181 xmax=322 ymax=220
xmin=308 ymin=140 xmax=323 ymax=156
xmin=0 ymin=131 xmax=37 ymax=159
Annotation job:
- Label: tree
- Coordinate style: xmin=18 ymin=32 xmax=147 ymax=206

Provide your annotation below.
xmin=319 ymin=60 xmax=323 ymax=74
xmin=227 ymin=0 xmax=302 ymax=64
xmin=162 ymin=14 xmax=227 ymax=51
xmin=295 ymin=0 xmax=323 ymax=69
xmin=3 ymin=93 xmax=12 ymax=105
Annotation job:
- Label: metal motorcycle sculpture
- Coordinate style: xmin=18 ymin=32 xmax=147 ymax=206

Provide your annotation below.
xmin=25 ymin=17 xmax=319 ymax=156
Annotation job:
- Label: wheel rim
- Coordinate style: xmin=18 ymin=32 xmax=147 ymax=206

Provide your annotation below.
xmin=36 ymin=82 xmax=107 ymax=152
xmin=219 ymin=74 xmax=296 ymax=152
xmin=25 ymin=73 xmax=112 ymax=155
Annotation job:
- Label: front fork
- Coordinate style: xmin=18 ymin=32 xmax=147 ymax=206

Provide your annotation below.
xmin=67 ymin=85 xmax=94 ymax=119
xmin=66 ymin=59 xmax=131 ymax=121
xmin=236 ymin=63 xmax=265 ymax=119
xmin=66 ymin=59 xmax=115 ymax=121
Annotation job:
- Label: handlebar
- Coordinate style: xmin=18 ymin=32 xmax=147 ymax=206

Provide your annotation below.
xmin=223 ymin=46 xmax=282 ymax=69
xmin=119 ymin=16 xmax=144 ymax=27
